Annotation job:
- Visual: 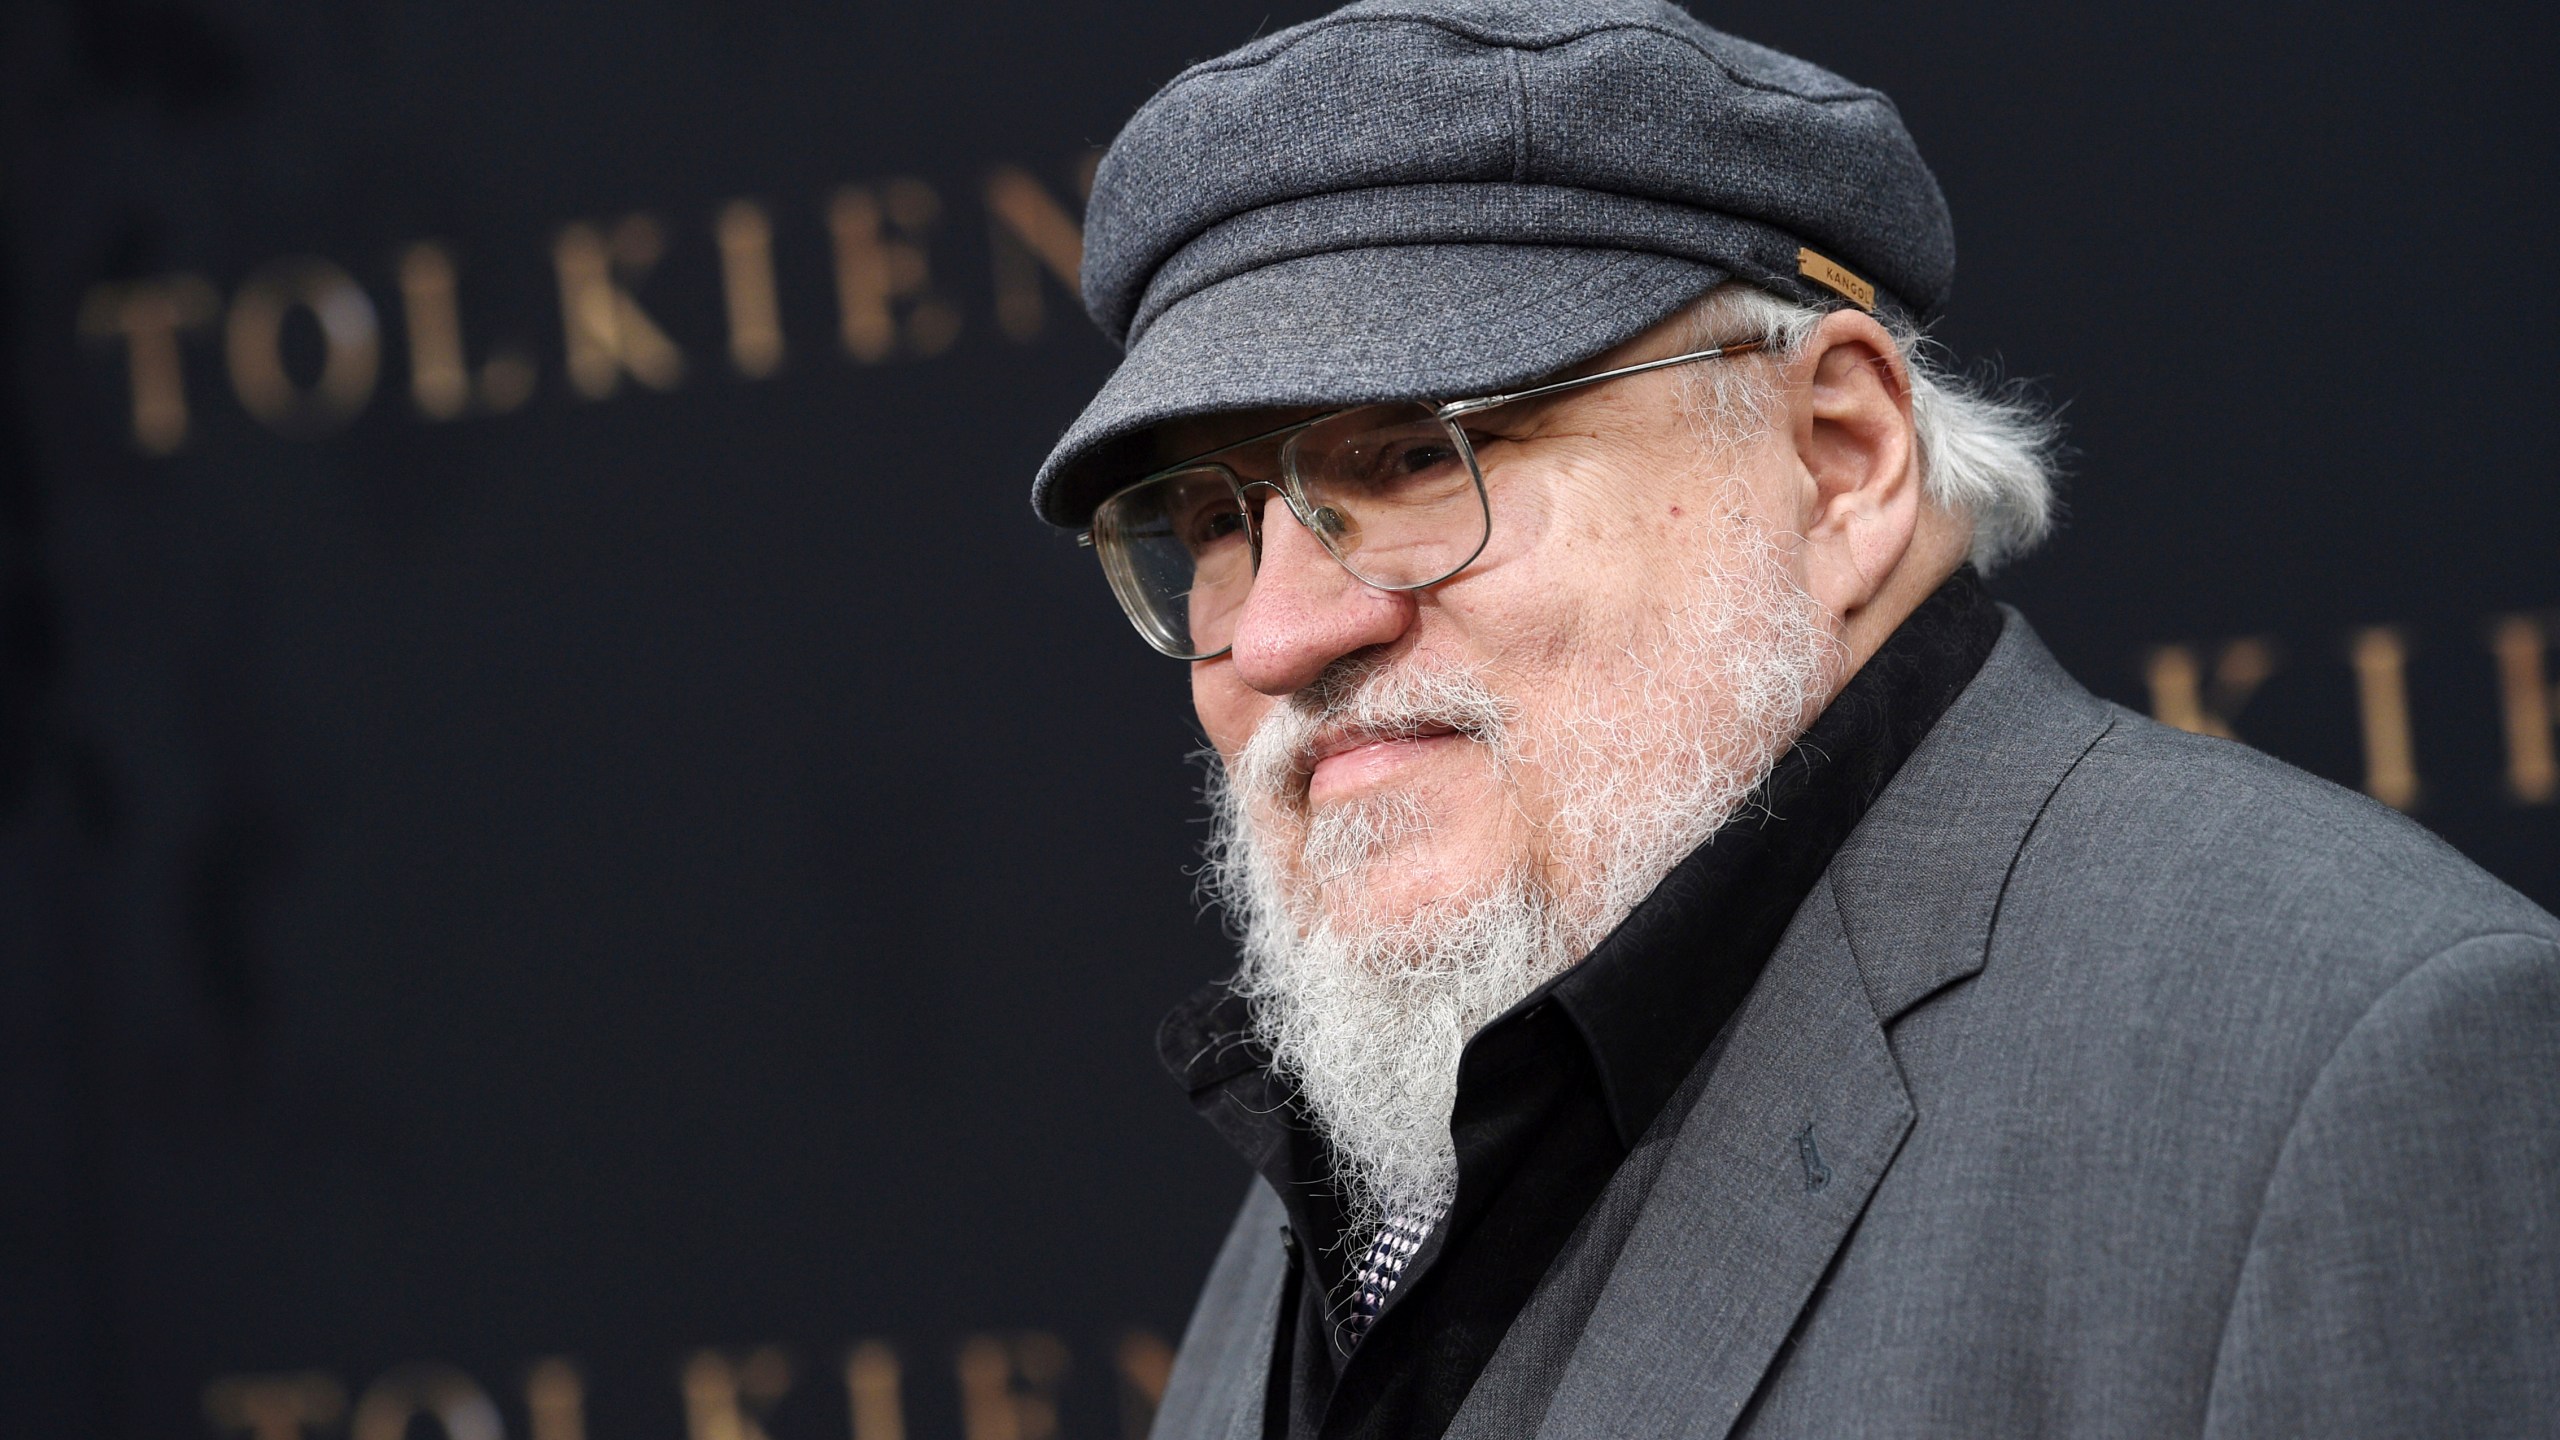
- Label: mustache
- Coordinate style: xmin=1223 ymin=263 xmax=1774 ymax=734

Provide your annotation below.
xmin=1231 ymin=654 xmax=1517 ymax=803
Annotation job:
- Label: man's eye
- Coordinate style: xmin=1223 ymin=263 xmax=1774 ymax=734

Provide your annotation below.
xmin=1356 ymin=437 xmax=1462 ymax=484
xmin=1182 ymin=507 xmax=1248 ymax=549
xmin=1391 ymin=441 xmax=1458 ymax=475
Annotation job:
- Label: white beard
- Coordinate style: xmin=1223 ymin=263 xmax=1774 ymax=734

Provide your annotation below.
xmin=1200 ymin=503 xmax=1844 ymax=1237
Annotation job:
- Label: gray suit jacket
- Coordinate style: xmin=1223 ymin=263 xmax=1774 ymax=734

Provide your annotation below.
xmin=1150 ymin=613 xmax=2560 ymax=1439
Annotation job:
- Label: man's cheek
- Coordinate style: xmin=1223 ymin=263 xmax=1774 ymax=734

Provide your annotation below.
xmin=1192 ymin=673 xmax=1260 ymax=759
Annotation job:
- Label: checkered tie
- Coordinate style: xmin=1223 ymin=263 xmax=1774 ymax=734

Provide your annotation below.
xmin=1342 ymin=1206 xmax=1442 ymax=1341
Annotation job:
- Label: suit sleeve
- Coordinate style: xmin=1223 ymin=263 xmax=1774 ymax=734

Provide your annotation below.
xmin=2202 ymin=932 xmax=2560 ymax=1438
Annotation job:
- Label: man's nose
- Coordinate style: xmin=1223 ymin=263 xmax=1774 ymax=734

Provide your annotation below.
xmin=1224 ymin=498 xmax=1416 ymax=696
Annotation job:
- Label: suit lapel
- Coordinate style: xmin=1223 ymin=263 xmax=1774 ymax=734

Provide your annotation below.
xmin=1530 ymin=882 xmax=1909 ymax=1439
xmin=1530 ymin=614 xmax=2118 ymax=1439
xmin=1825 ymin=610 xmax=2119 ymax=1027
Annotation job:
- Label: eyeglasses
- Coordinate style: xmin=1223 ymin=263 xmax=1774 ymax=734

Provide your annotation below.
xmin=1080 ymin=337 xmax=1767 ymax=659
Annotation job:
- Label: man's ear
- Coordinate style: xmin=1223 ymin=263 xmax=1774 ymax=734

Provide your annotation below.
xmin=1785 ymin=309 xmax=1920 ymax=622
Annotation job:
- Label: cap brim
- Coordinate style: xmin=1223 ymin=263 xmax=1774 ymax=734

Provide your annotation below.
xmin=1030 ymin=244 xmax=1727 ymax=526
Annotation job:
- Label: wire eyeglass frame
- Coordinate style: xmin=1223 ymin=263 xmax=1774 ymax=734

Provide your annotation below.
xmin=1080 ymin=336 xmax=1768 ymax=659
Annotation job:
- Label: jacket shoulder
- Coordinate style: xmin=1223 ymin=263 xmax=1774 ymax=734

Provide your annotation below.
xmin=2026 ymin=704 xmax=2558 ymax=962
xmin=2201 ymin=931 xmax=2560 ymax=1435
xmin=1753 ymin=618 xmax=2559 ymax=1434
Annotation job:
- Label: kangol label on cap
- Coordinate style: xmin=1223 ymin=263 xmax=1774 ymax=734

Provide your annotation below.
xmin=1797 ymin=248 xmax=1876 ymax=311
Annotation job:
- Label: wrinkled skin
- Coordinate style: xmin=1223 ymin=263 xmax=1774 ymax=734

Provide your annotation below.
xmin=1165 ymin=306 xmax=1974 ymax=933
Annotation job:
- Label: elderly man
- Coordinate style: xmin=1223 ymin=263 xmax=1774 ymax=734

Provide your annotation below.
xmin=1031 ymin=3 xmax=2560 ymax=1436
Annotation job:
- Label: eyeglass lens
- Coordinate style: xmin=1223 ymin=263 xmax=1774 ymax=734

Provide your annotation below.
xmin=1090 ymin=401 xmax=1490 ymax=659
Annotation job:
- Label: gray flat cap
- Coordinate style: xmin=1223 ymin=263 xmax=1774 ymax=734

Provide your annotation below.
xmin=1032 ymin=0 xmax=1953 ymax=525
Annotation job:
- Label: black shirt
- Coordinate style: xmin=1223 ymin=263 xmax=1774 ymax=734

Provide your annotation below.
xmin=1155 ymin=571 xmax=2005 ymax=1440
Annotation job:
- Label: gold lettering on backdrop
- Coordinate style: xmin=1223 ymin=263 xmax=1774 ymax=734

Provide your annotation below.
xmin=681 ymin=1346 xmax=794 ymax=1440
xmin=78 ymin=273 xmax=220 ymax=453
xmin=715 ymin=200 xmax=787 ymax=378
xmin=2347 ymin=626 xmax=2421 ymax=810
xmin=1113 ymin=1331 xmax=1173 ymax=1440
xmin=2143 ymin=637 xmax=2278 ymax=740
xmin=827 ymin=180 xmax=961 ymax=362
xmin=396 ymin=243 xmax=536 ymax=419
xmin=554 ymin=214 xmax=687 ymax=399
xmin=397 ymin=243 xmax=472 ymax=418
xmin=203 ymin=1372 xmax=347 ymax=1440
xmin=985 ymin=167 xmax=1086 ymax=343
xmin=526 ymin=1358 xmax=588 ymax=1440
xmin=349 ymin=1364 xmax=505 ymax=1440
xmin=2491 ymin=614 xmax=2560 ymax=804
xmin=224 ymin=257 xmax=384 ymax=436
xmin=955 ymin=1332 xmax=1069 ymax=1440
xmin=843 ymin=1341 xmax=908 ymax=1440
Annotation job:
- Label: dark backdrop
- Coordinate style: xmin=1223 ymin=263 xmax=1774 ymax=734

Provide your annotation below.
xmin=3 ymin=2 xmax=2553 ymax=1437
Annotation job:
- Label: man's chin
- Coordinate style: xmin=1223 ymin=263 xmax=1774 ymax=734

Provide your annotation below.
xmin=1295 ymin=857 xmax=1526 ymax=944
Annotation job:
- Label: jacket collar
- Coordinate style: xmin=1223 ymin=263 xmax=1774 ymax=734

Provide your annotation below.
xmin=1826 ymin=605 xmax=2120 ymax=1025
xmin=1551 ymin=568 xmax=2005 ymax=1148
xmin=1504 ymin=610 xmax=2120 ymax=1440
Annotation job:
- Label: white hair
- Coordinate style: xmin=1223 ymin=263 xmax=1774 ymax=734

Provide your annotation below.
xmin=1670 ymin=284 xmax=2063 ymax=573
xmin=1200 ymin=498 xmax=1841 ymax=1239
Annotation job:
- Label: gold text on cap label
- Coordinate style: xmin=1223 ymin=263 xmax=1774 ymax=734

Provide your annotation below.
xmin=1797 ymin=248 xmax=1876 ymax=311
